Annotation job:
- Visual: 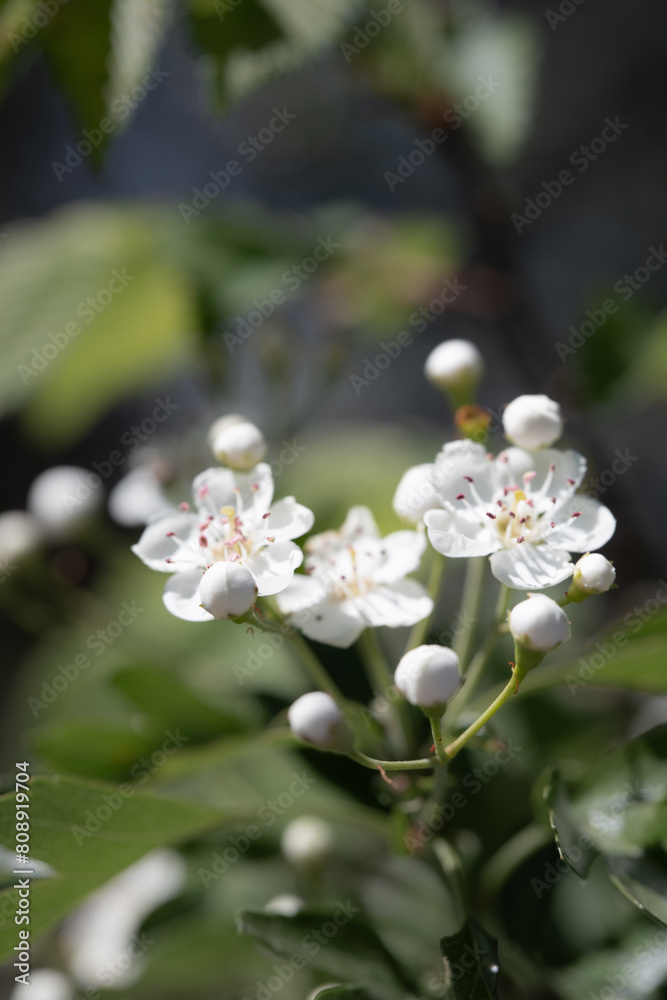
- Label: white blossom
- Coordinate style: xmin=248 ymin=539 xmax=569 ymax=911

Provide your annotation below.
xmin=288 ymin=691 xmax=352 ymax=751
xmin=276 ymin=506 xmax=432 ymax=648
xmin=502 ymin=394 xmax=563 ymax=450
xmin=9 ymin=969 xmax=71 ymax=1000
xmin=422 ymin=440 xmax=615 ymax=589
xmin=508 ymin=594 xmax=571 ymax=652
xmin=132 ymin=464 xmax=313 ymax=621
xmin=394 ymin=645 xmax=461 ymax=709
xmin=424 ymin=339 xmax=484 ymax=396
xmin=572 ymin=552 xmax=616 ymax=595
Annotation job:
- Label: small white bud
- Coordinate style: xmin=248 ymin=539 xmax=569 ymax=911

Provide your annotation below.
xmin=508 ymin=594 xmax=570 ymax=652
xmin=281 ymin=816 xmax=334 ymax=869
xmin=199 ymin=562 xmax=257 ymax=619
xmin=394 ymin=645 xmax=461 ymax=712
xmin=0 ymin=510 xmax=42 ymax=567
xmin=27 ymin=466 xmax=103 ymax=538
xmin=287 ymin=691 xmax=352 ymax=751
xmin=392 ymin=464 xmax=437 ymax=523
xmin=572 ymin=553 xmax=616 ymax=595
xmin=502 ymin=394 xmax=563 ymax=450
xmin=9 ymin=969 xmax=72 ymax=1000
xmin=424 ymin=339 xmax=484 ymax=401
xmin=265 ymin=894 xmax=305 ymax=916
xmin=208 ymin=414 xmax=266 ymax=471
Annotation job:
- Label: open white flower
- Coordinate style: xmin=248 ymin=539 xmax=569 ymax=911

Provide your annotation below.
xmin=132 ymin=463 xmax=313 ymax=621
xmin=275 ymin=507 xmax=432 ymax=648
xmin=423 ymin=441 xmax=616 ymax=590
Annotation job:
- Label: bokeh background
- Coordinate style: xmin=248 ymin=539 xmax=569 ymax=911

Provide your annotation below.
xmin=1 ymin=0 xmax=667 ymax=997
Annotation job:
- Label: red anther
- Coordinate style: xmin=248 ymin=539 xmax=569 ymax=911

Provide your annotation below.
xmin=463 ymin=475 xmax=474 ymax=482
xmin=551 ymin=522 xmax=556 ymax=528
xmin=486 ymin=512 xmax=497 ymax=519
xmin=549 ymin=463 xmax=556 ymax=471
xmin=497 ymin=500 xmax=503 ymax=507
xmin=516 ymin=536 xmax=525 ymax=543
xmin=165 ymin=557 xmax=173 ymax=563
xmin=571 ymin=511 xmax=581 ymax=518
xmin=179 ymin=502 xmax=190 ymax=511
xmin=251 ymin=483 xmax=259 ymax=491
xmin=523 ymin=471 xmax=537 ymax=482
xmin=551 ymin=496 xmax=557 ymax=504
xmin=267 ymin=536 xmax=275 ymax=542
xmin=567 ymin=478 xmax=575 ymax=486
xmin=262 ymin=512 xmax=271 ymax=518
xmin=165 ymin=531 xmax=176 ymax=537
xmin=456 ymin=493 xmax=466 ymax=500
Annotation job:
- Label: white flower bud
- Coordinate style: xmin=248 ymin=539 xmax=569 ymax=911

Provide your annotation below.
xmin=392 ymin=464 xmax=438 ymax=523
xmin=394 ymin=645 xmax=461 ymax=712
xmin=572 ymin=553 xmax=616 ymax=595
xmin=209 ymin=415 xmax=266 ymax=470
xmin=508 ymin=594 xmax=570 ymax=652
xmin=424 ymin=340 xmax=484 ymax=400
xmin=265 ymin=894 xmax=305 ymax=916
xmin=287 ymin=691 xmax=352 ymax=751
xmin=199 ymin=562 xmax=257 ymax=619
xmin=281 ymin=816 xmax=334 ymax=869
xmin=27 ymin=466 xmax=103 ymax=538
xmin=502 ymin=394 xmax=563 ymax=450
xmin=0 ymin=510 xmax=42 ymax=567
xmin=9 ymin=969 xmax=72 ymax=1000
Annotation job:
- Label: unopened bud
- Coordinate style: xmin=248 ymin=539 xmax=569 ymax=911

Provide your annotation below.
xmin=287 ymin=691 xmax=353 ymax=752
xmin=208 ymin=415 xmax=267 ymax=471
xmin=568 ymin=553 xmax=616 ymax=601
xmin=394 ymin=645 xmax=461 ymax=715
xmin=199 ymin=562 xmax=257 ymax=619
xmin=502 ymin=394 xmax=563 ymax=450
xmin=424 ymin=339 xmax=484 ymax=406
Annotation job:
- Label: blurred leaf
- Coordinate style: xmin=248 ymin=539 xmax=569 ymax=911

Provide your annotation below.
xmin=111 ymin=665 xmax=250 ymax=741
xmin=237 ymin=908 xmax=415 ymax=999
xmin=629 ymin=307 xmax=667 ymax=402
xmin=42 ymin=0 xmax=114 ymax=148
xmin=556 ymin=924 xmax=667 ymax=1000
xmin=545 ymin=769 xmax=598 ymax=879
xmin=315 ymin=989 xmax=377 ymax=999
xmin=608 ymin=854 xmax=667 ymax=927
xmin=439 ymin=918 xmax=500 ymax=999
xmin=32 ymin=719 xmax=162 ymax=780
xmin=106 ymin=0 xmax=174 ymax=129
xmin=0 ymin=775 xmax=219 ymax=961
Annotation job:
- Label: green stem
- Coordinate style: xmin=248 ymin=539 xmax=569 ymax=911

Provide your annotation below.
xmin=404 ymin=551 xmax=446 ymax=652
xmin=429 ymin=714 xmax=448 ymax=762
xmin=444 ymin=662 xmax=527 ymax=760
xmin=452 ymin=556 xmax=486 ymax=671
xmin=447 ymin=584 xmax=511 ymax=722
xmin=351 ymin=748 xmax=439 ymax=772
xmin=357 ymin=629 xmax=411 ymax=756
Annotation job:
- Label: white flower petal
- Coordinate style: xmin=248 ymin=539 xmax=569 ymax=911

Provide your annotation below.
xmin=275 ymin=575 xmax=328 ymax=615
xmin=247 ymin=540 xmax=304 ymax=596
xmin=131 ymin=512 xmax=199 ymax=572
xmin=341 ymin=506 xmax=379 ymax=541
xmin=373 ymin=529 xmax=426 ymax=584
xmin=547 ymin=495 xmax=616 ymax=553
xmin=425 ymin=509 xmax=499 ymax=558
xmin=433 ymin=440 xmax=496 ymax=503
xmin=490 ymin=545 xmax=573 ymax=590
xmin=497 ymin=447 xmax=587 ymax=496
xmin=192 ymin=463 xmax=274 ymax=516
xmin=392 ymin=463 xmax=438 ymax=523
xmin=266 ymin=497 xmax=314 ymax=541
xmin=296 ymin=598 xmax=366 ymax=648
xmin=109 ymin=468 xmax=172 ymax=527
xmin=162 ymin=569 xmax=213 ymax=622
xmin=355 ymin=579 xmax=433 ymax=628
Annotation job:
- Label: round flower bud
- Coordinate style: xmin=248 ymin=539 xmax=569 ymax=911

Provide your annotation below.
xmin=0 ymin=510 xmax=42 ymax=568
xmin=199 ymin=562 xmax=257 ymax=619
xmin=392 ymin=464 xmax=437 ymax=523
xmin=287 ymin=691 xmax=353 ymax=752
xmin=281 ymin=816 xmax=334 ymax=869
xmin=9 ymin=969 xmax=72 ymax=1000
xmin=508 ymin=594 xmax=570 ymax=653
xmin=502 ymin=394 xmax=563 ymax=450
xmin=568 ymin=552 xmax=616 ymax=602
xmin=394 ymin=645 xmax=461 ymax=714
xmin=424 ymin=339 xmax=484 ymax=404
xmin=265 ymin=894 xmax=305 ymax=916
xmin=209 ymin=415 xmax=266 ymax=470
xmin=27 ymin=466 xmax=103 ymax=538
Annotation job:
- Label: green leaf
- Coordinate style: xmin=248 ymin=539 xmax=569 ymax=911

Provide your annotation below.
xmin=608 ymin=854 xmax=667 ymax=927
xmin=236 ymin=909 xmax=415 ymax=1000
xmin=106 ymin=0 xmax=175 ymax=132
xmin=314 ymin=989 xmax=377 ymax=1000
xmin=42 ymin=0 xmax=115 ymax=146
xmin=0 ymin=774 xmax=219 ymax=961
xmin=439 ymin=918 xmax=500 ymax=1000
xmin=32 ymin=719 xmax=163 ymax=780
xmin=556 ymin=924 xmax=667 ymax=1000
xmin=545 ymin=769 xmax=598 ymax=879
xmin=111 ymin=665 xmax=250 ymax=741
